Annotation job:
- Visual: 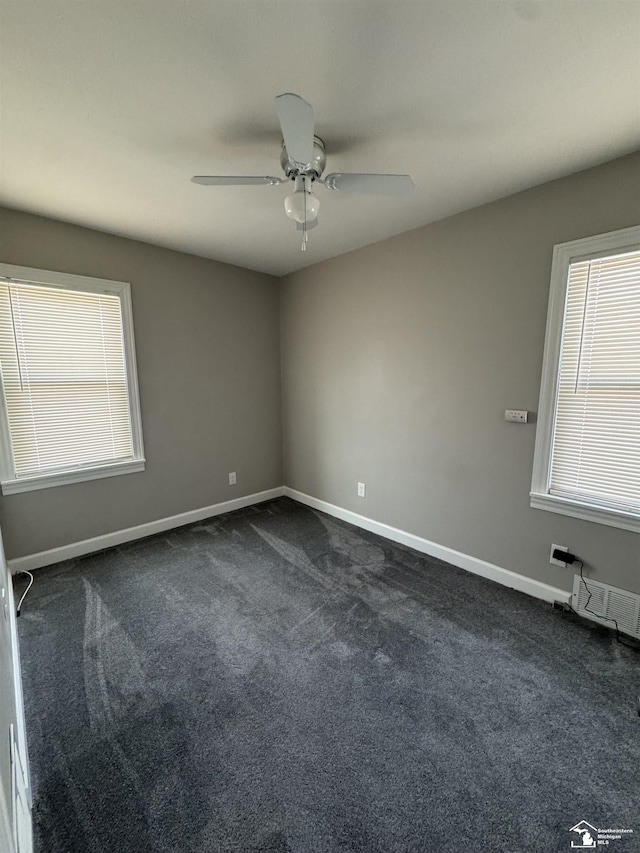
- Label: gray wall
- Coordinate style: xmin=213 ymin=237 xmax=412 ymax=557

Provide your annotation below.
xmin=1 ymin=153 xmax=639 ymax=594
xmin=0 ymin=208 xmax=282 ymax=559
xmin=280 ymin=152 xmax=640 ymax=594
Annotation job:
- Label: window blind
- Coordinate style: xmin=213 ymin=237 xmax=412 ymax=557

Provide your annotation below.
xmin=549 ymin=249 xmax=640 ymax=512
xmin=0 ymin=280 xmax=134 ymax=478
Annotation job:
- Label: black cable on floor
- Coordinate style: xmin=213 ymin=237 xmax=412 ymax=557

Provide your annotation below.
xmin=573 ymin=560 xmax=639 ymax=651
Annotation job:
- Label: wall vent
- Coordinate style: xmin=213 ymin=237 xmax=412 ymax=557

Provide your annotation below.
xmin=572 ymin=575 xmax=640 ymax=640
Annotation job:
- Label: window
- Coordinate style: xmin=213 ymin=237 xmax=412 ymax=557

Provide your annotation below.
xmin=0 ymin=264 xmax=145 ymax=494
xmin=531 ymin=226 xmax=640 ymax=532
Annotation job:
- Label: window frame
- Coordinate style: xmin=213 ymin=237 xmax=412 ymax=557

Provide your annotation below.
xmin=0 ymin=263 xmax=145 ymax=495
xmin=530 ymin=225 xmax=640 ymax=533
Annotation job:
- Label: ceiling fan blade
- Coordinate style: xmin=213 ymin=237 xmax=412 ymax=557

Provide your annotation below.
xmin=275 ymin=93 xmax=314 ymax=167
xmin=322 ymin=173 xmax=415 ymax=196
xmin=191 ymin=175 xmax=284 ymax=186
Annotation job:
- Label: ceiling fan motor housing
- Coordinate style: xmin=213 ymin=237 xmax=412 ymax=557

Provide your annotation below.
xmin=280 ymin=136 xmax=326 ymax=180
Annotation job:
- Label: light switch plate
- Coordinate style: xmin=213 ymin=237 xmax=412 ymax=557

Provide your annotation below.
xmin=505 ymin=409 xmax=528 ymax=423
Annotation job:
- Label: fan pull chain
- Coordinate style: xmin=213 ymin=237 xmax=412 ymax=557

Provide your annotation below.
xmin=301 ymin=177 xmax=308 ymax=251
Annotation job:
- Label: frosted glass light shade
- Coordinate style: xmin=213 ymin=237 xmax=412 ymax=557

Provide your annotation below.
xmin=284 ymin=190 xmax=320 ymax=223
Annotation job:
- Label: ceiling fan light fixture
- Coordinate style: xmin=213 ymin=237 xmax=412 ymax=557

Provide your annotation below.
xmin=284 ymin=188 xmax=320 ymax=224
xmin=191 ymin=93 xmax=415 ymax=246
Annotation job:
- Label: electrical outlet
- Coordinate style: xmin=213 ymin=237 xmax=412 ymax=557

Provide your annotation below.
xmin=357 ymin=482 xmax=366 ymax=498
xmin=550 ymin=544 xmax=569 ymax=566
xmin=505 ymin=409 xmax=528 ymax=423
xmin=228 ymin=472 xmax=237 ymax=486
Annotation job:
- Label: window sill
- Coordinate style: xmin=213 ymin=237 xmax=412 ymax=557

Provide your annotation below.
xmin=1 ymin=459 xmax=145 ymax=495
xmin=530 ymin=491 xmax=640 ymax=533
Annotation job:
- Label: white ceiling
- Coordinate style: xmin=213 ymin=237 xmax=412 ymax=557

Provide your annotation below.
xmin=1 ymin=1 xmax=639 ymax=277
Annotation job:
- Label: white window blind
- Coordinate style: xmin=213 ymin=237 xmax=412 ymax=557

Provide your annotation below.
xmin=0 ymin=280 xmax=135 ymax=480
xmin=549 ymin=249 xmax=640 ymax=513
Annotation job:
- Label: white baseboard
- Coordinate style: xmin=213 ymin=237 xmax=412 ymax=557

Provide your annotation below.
xmin=8 ymin=487 xmax=285 ymax=574
xmin=283 ymin=487 xmax=571 ymax=606
xmin=10 ymin=484 xmax=571 ymax=608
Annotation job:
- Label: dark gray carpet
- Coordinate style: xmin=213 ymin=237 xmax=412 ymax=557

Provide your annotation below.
xmin=15 ymin=497 xmax=639 ymax=852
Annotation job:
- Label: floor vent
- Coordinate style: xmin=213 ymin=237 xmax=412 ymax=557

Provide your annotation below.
xmin=572 ymin=575 xmax=640 ymax=640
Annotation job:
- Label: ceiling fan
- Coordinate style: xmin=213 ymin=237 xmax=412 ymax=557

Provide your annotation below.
xmin=192 ymin=93 xmax=415 ymax=251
